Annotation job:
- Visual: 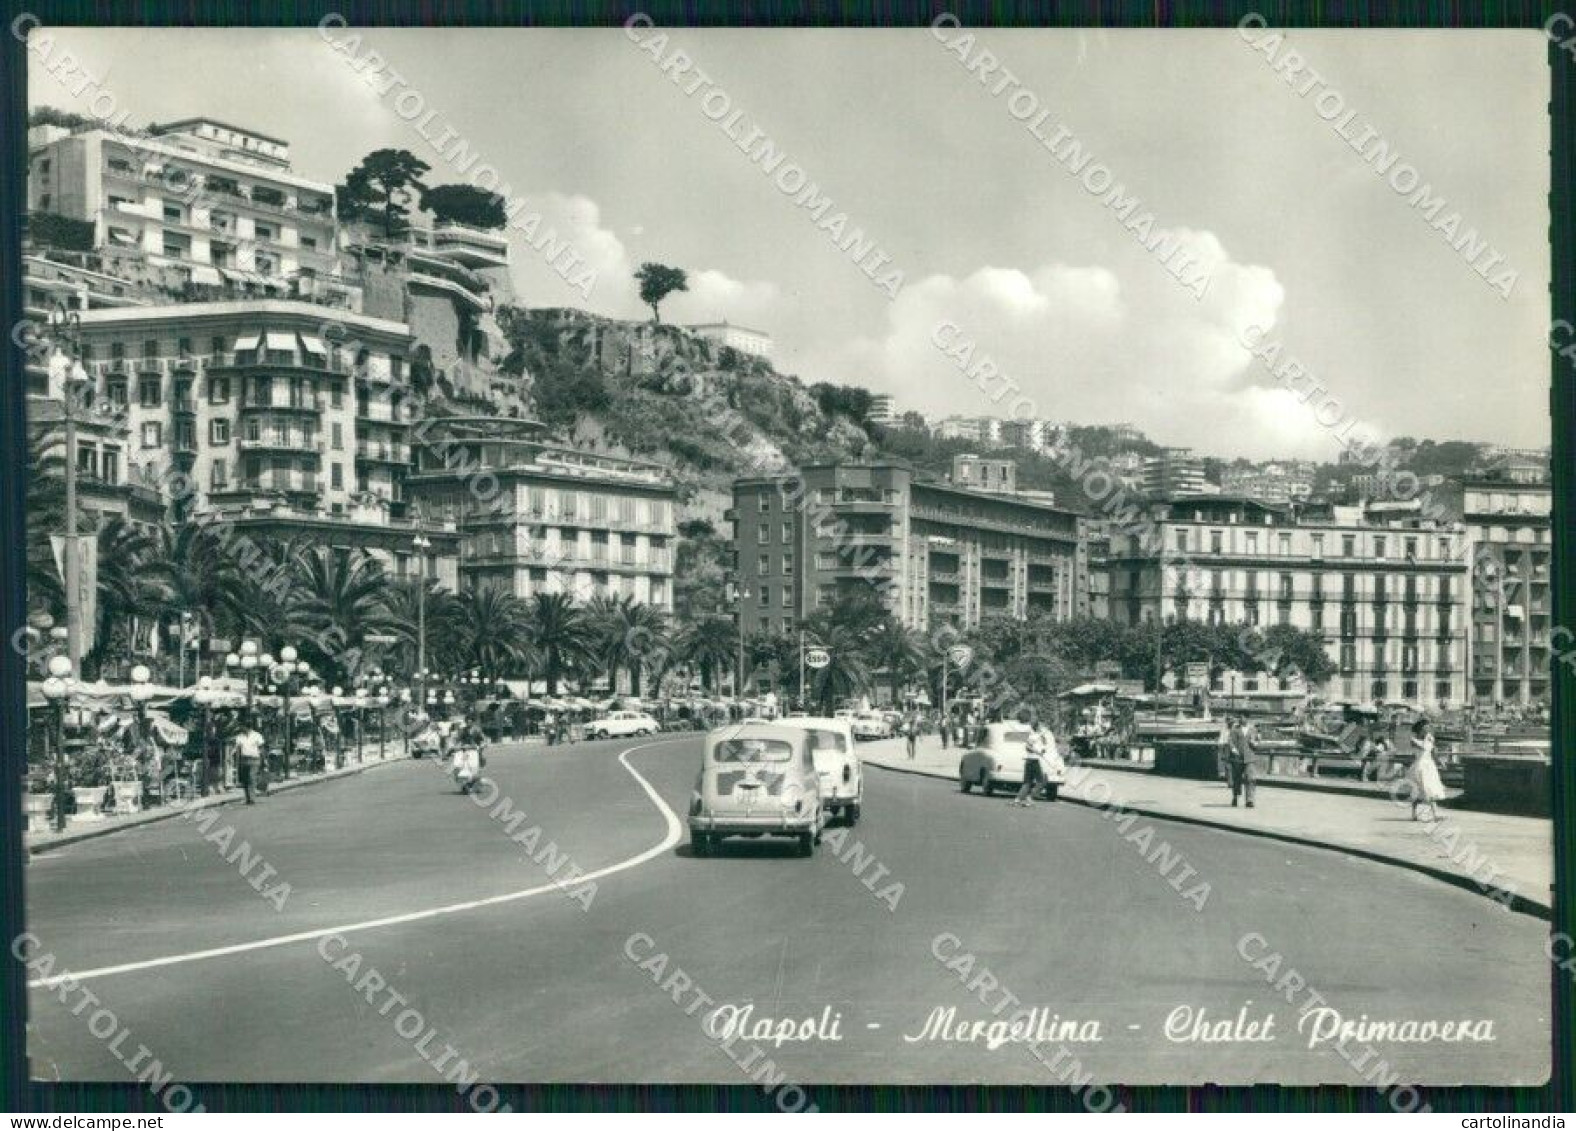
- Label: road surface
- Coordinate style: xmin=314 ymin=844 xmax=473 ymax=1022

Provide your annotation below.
xmin=23 ymin=735 xmax=1549 ymax=1086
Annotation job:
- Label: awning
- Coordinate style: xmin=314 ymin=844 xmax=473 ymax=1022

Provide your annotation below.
xmin=298 ymin=333 xmax=328 ymax=357
xmin=190 ymin=265 xmax=222 ymax=286
xmin=265 ymin=331 xmax=296 ymax=351
xmin=233 ymin=332 xmax=261 ymax=351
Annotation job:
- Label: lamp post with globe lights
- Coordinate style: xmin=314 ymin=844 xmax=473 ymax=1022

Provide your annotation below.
xmin=41 ymin=655 xmax=75 ymax=831
xmin=128 ymin=665 xmax=155 ymax=794
xmin=192 ymin=676 xmax=218 ymax=797
xmin=353 ymin=686 xmax=368 ymax=764
xmin=268 ymin=645 xmax=310 ymax=781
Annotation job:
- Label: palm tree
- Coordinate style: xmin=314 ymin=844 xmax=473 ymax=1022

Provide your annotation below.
xmin=526 ymin=592 xmax=594 ymax=695
xmin=589 ymin=594 xmax=669 ymax=697
xmin=806 ymin=624 xmax=873 ymax=714
xmin=676 ymin=615 xmax=737 ymax=695
xmin=287 ymin=544 xmax=399 ymax=684
xmin=24 ymin=429 xmax=67 ymax=616
xmin=385 ymin=576 xmax=464 ymax=678
xmin=152 ymin=521 xmax=249 ymax=646
xmin=454 ymin=587 xmax=533 ymax=676
xmin=92 ymin=516 xmax=164 ymax=668
xmin=865 ymin=619 xmax=927 ymax=703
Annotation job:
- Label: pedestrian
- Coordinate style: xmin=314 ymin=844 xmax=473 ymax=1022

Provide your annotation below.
xmin=937 ymin=708 xmax=950 ymax=750
xmin=1407 ymin=718 xmax=1446 ymax=822
xmin=451 ymin=722 xmax=487 ymax=794
xmin=233 ymin=713 xmax=264 ymax=806
xmin=1225 ymin=715 xmax=1257 ymax=809
xmin=1356 ymin=728 xmax=1377 ymax=782
xmin=904 ymin=710 xmax=919 ymax=760
xmin=1013 ymin=714 xmax=1047 ymax=806
xmin=543 ymin=709 xmax=557 ymax=747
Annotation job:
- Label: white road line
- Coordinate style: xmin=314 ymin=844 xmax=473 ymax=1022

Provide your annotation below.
xmin=28 ymin=738 xmax=687 ymax=990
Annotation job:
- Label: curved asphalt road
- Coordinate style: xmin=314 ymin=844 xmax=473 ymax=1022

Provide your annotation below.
xmin=23 ymin=735 xmax=1549 ymax=1086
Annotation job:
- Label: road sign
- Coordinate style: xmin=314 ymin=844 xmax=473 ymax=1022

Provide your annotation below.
xmin=1185 ymin=662 xmax=1209 ymax=689
xmin=1094 ymin=660 xmax=1121 ymax=678
xmin=947 ymin=645 xmax=973 ymax=669
xmin=804 ymin=648 xmax=831 ymax=670
xmin=365 ymin=634 xmax=399 ymax=645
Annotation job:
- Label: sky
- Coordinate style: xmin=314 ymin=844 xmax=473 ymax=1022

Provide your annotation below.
xmin=28 ymin=25 xmax=1551 ymax=459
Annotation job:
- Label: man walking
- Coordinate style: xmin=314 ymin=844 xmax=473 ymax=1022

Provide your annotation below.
xmin=1225 ymin=715 xmax=1257 ymax=809
xmin=904 ymin=710 xmax=920 ymax=760
xmin=1013 ymin=715 xmax=1048 ymax=807
xmin=234 ymin=714 xmax=265 ymax=805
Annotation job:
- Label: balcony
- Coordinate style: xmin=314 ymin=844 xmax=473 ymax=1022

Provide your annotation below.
xmin=239 ymin=393 xmax=326 ymax=415
xmin=238 ymin=434 xmax=324 ymax=456
xmin=356 ymin=441 xmax=412 ymax=465
xmin=928 ymin=571 xmax=960 ymax=585
xmin=213 ymin=351 xmax=356 ymax=376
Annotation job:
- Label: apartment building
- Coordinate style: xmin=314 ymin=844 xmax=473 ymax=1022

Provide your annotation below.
xmin=1462 ymin=474 xmax=1553 ymax=706
xmin=406 ymin=417 xmax=677 ymax=609
xmin=59 ymin=300 xmax=460 ymax=575
xmin=1141 ymin=447 xmax=1206 ymax=498
xmin=731 ymin=463 xmax=1088 ymax=636
xmin=29 ymin=119 xmax=340 ymax=293
xmin=865 ymin=393 xmax=898 ymax=427
xmin=1104 ymin=496 xmax=1469 ymax=707
xmin=999 ymin=418 xmax=1049 ymax=453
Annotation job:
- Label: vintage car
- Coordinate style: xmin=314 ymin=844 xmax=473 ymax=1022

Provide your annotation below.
xmin=410 ymin=721 xmax=442 ymax=759
xmin=958 ymin=722 xmax=1069 ymax=800
xmin=585 ymin=710 xmax=661 ymax=739
xmin=689 ymin=723 xmax=823 ymax=857
xmin=777 ymin=715 xmax=862 ymax=825
xmin=846 ymin=713 xmax=889 ymax=741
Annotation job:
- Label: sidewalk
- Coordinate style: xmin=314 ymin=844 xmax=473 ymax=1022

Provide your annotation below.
xmin=862 ymin=736 xmax=1552 ymax=917
xmin=26 ymin=749 xmax=412 ymax=855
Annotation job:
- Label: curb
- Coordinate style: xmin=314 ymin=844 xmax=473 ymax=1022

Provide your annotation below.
xmin=864 ymin=759 xmax=1551 ymax=920
xmin=26 ymin=755 xmax=409 ymax=856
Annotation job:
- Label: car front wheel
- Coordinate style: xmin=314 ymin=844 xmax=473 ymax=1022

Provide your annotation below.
xmin=797 ymin=831 xmax=815 ymax=857
xmin=1043 ymin=785 xmax=1060 ymax=802
xmin=980 ymin=770 xmax=994 ymax=796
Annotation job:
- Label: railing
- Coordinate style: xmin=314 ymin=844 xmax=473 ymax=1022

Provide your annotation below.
xmin=238 ymin=434 xmax=324 ymax=454
xmin=214 ymin=351 xmax=356 ymax=375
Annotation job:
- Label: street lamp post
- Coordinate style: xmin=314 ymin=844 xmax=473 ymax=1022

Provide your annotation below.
xmin=41 ymin=655 xmax=74 ymax=832
xmin=399 ymin=687 xmax=412 ymax=757
xmin=269 ymin=645 xmax=305 ymax=781
xmin=193 ymin=676 xmax=216 ymax=797
xmin=414 ymin=533 xmax=431 ymax=712
xmin=354 ymin=687 xmax=367 ymax=763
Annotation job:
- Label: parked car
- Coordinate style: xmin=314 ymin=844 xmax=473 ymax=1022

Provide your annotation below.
xmin=958 ymin=722 xmax=1068 ymax=800
xmin=585 ymin=710 xmax=660 ymax=739
xmin=411 ymin=722 xmax=442 ymax=759
xmin=850 ymin=713 xmax=892 ymax=741
xmin=777 ymin=715 xmax=862 ymax=825
xmin=689 ymin=723 xmax=823 ymax=857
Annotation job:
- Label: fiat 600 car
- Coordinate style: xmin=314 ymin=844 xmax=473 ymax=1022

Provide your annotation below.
xmin=689 ymin=723 xmax=824 ymax=856
xmin=777 ymin=715 xmax=862 ymax=825
xmin=958 ymin=722 xmax=1068 ymax=800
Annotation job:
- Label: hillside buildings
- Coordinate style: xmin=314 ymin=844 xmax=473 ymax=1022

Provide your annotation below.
xmin=731 ymin=462 xmax=1088 ymax=636
xmin=1220 ymin=462 xmax=1315 ymax=505
xmin=1141 ymin=447 xmax=1206 ymax=499
xmin=686 ymin=320 xmax=772 ymax=358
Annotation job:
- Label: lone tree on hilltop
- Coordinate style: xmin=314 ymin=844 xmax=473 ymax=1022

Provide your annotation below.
xmin=421 ymin=183 xmax=508 ymax=230
xmin=338 ymin=149 xmax=431 ymax=239
xmin=635 ymin=262 xmax=688 ymax=324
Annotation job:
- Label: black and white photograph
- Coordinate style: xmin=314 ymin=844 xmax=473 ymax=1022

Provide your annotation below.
xmin=5 ymin=11 xmax=1567 ymax=1109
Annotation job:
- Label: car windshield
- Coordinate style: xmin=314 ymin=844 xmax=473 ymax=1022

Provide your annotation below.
xmin=995 ymin=730 xmax=1031 ymax=746
xmin=713 ymin=738 xmax=795 ymax=764
xmin=805 ymin=729 xmax=848 ymax=754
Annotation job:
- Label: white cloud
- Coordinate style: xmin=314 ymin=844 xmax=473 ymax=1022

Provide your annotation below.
xmin=818 ymin=230 xmax=1368 ymax=458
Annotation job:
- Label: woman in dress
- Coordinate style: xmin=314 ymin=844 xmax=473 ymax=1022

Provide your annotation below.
xmin=1406 ymin=717 xmax=1446 ymax=822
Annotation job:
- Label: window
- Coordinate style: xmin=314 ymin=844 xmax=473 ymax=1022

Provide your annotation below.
xmin=301 ymin=236 xmax=317 ymax=251
xmin=1373 ymin=536 xmax=1386 ymax=559
xmin=757 ymin=525 xmax=769 ymax=544
xmin=208 ymin=375 xmax=231 ymax=404
xmin=1245 ymin=532 xmax=1259 ymax=555
xmin=1340 ymin=643 xmax=1356 ymax=674
xmin=210 ymin=459 xmax=227 ymax=488
xmin=781 ymin=587 xmax=792 ymax=605
xmin=144 ymin=339 xmax=159 ymax=359
xmin=330 ymin=463 xmax=343 ymax=489
xmin=161 ymin=234 xmax=190 ymax=260
xmin=782 ymin=552 xmax=793 ymax=574
xmin=758 ymin=586 xmax=770 ymax=606
xmin=163 ymin=200 xmax=184 ymax=223
xmin=782 ymin=521 xmax=793 ymax=543
xmin=1342 ymin=535 xmax=1356 ymax=557
xmin=1279 ymin=533 xmax=1291 ymax=556
xmin=254 ymin=223 xmax=274 ymax=241
xmin=1279 ymin=573 xmax=1293 ymax=601
xmin=1405 ymin=537 xmax=1419 ymax=561
xmin=40 ymin=193 xmax=51 ymax=211
xmin=1210 ymin=530 xmax=1223 ymax=554
xmin=110 ymin=341 xmax=125 ymax=361
xmin=140 ymin=422 xmax=162 ymax=449
xmin=331 ymin=422 xmax=343 ymax=450
xmin=210 ymin=419 xmax=230 ymax=445
xmin=1175 ymin=529 xmax=1189 ymax=554
xmin=100 ymin=448 xmax=119 ymax=485
xmin=139 ymin=376 xmax=162 ymax=407
xmin=758 ymin=554 xmax=770 ymax=575
xmin=1310 ymin=604 xmax=1325 ymax=632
